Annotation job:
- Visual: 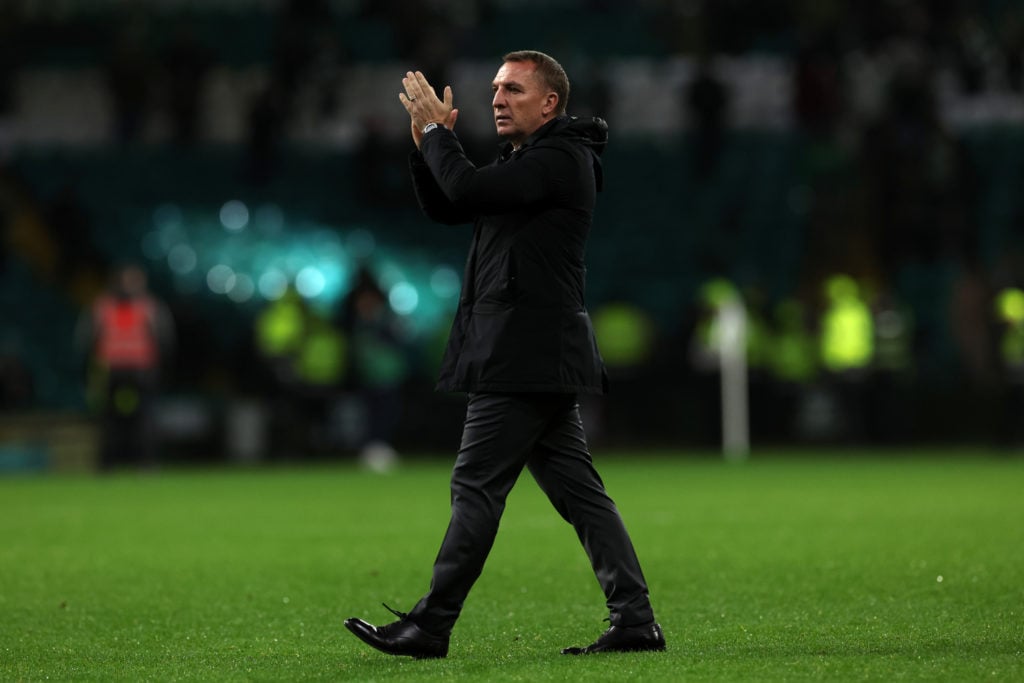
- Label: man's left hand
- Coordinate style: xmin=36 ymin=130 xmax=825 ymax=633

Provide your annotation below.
xmin=400 ymin=70 xmax=458 ymax=148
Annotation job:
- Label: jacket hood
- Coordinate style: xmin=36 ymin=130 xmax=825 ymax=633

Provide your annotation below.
xmin=548 ymin=115 xmax=608 ymax=192
xmin=506 ymin=115 xmax=609 ymax=152
xmin=554 ymin=115 xmax=609 ymax=157
xmin=501 ymin=115 xmax=609 ymax=191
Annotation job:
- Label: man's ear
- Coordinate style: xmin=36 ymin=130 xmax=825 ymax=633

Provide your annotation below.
xmin=542 ymin=92 xmax=559 ymax=117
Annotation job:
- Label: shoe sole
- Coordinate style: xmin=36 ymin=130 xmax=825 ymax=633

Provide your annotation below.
xmin=563 ymin=645 xmax=667 ymax=655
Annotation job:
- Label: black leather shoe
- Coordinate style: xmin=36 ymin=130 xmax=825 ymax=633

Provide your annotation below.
xmin=344 ymin=604 xmax=449 ymax=659
xmin=561 ymin=622 xmax=666 ymax=655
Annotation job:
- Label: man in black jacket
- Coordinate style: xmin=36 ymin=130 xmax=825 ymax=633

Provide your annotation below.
xmin=345 ymin=50 xmax=664 ymax=659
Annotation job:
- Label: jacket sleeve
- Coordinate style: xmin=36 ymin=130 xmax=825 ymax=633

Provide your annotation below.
xmin=409 ymin=150 xmax=474 ymax=225
xmin=420 ymin=128 xmax=577 ymax=215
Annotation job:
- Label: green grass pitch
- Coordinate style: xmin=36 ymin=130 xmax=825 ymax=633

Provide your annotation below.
xmin=2 ymin=450 xmax=1022 ymax=681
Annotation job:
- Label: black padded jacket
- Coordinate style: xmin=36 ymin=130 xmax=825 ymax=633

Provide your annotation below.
xmin=410 ymin=115 xmax=610 ymax=394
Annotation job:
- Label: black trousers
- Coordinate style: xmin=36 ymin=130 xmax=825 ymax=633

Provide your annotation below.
xmin=408 ymin=392 xmax=655 ymax=636
xmin=100 ymin=368 xmax=158 ymax=471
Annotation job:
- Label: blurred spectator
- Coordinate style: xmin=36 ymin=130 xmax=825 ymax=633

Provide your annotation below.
xmin=0 ymin=5 xmax=19 ymax=144
xmin=949 ymin=256 xmax=997 ymax=388
xmin=244 ymin=82 xmax=288 ymax=185
xmin=0 ymin=168 xmax=58 ymax=283
xmin=0 ymin=167 xmax=9 ymax=275
xmin=160 ymin=18 xmax=213 ymax=147
xmin=295 ymin=312 xmax=348 ymax=455
xmin=272 ymin=0 xmax=333 ymax=99
xmin=569 ymin=56 xmax=612 ymax=122
xmin=685 ymin=55 xmax=729 ymax=179
xmin=339 ymin=266 xmax=411 ymax=470
xmin=0 ymin=351 xmax=33 ymax=409
xmin=254 ymin=286 xmax=309 ymax=455
xmin=1001 ymin=6 xmax=1024 ymax=92
xmin=993 ymin=284 xmax=1024 ymax=447
xmin=256 ymin=286 xmax=307 ymax=387
xmin=952 ymin=11 xmax=993 ymax=96
xmin=255 ymin=286 xmax=349 ymax=457
xmin=241 ymin=0 xmax=333 ymax=184
xmin=269 ymin=0 xmax=350 ymax=132
xmin=45 ymin=183 xmax=106 ymax=301
xmin=592 ymin=301 xmax=656 ymax=376
xmin=1 ymin=0 xmax=1023 ymax=449
xmin=354 ymin=117 xmax=408 ymax=207
xmin=308 ymin=31 xmax=350 ymax=122
xmin=367 ymin=0 xmax=454 ymax=82
xmin=686 ymin=277 xmax=741 ymax=446
xmin=794 ymin=41 xmax=843 ymax=137
xmin=739 ymin=284 xmax=774 ymax=442
xmin=77 ymin=265 xmax=175 ymax=471
xmin=765 ymin=297 xmax=818 ymax=441
xmin=818 ymin=274 xmax=874 ymax=442
xmin=862 ymin=53 xmax=974 ymax=275
xmin=865 ymin=284 xmax=916 ymax=443
xmin=590 ymin=301 xmax=657 ymax=443
xmin=104 ymin=17 xmax=155 ymax=144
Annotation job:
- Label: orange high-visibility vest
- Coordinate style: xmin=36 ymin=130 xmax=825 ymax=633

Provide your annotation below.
xmin=94 ymin=296 xmax=158 ymax=369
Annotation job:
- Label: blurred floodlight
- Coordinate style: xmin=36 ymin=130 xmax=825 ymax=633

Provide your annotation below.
xmin=296 ymin=266 xmax=326 ymax=298
xmin=207 ymin=264 xmax=237 ymax=294
xmin=227 ymin=273 xmax=256 ymax=303
xmin=220 ymin=200 xmax=250 ymax=232
xmin=315 ymin=260 xmax=348 ymax=301
xmin=346 ymin=228 xmax=376 ymax=259
xmin=389 ymin=281 xmax=419 ymax=315
xmin=258 ymin=269 xmax=289 ymax=300
xmin=253 ymin=204 xmax=284 ymax=235
xmin=167 ymin=244 xmax=198 ymax=274
xmin=430 ymin=266 xmax=461 ymax=298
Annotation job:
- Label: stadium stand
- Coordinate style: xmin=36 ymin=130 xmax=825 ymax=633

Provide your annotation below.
xmin=3 ymin=0 xmax=1024 ymax=449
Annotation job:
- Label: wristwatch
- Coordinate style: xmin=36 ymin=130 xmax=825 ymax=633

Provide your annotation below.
xmin=422 ymin=122 xmax=443 ymax=135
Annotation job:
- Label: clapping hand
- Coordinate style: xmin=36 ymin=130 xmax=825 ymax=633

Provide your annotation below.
xmin=400 ymin=70 xmax=459 ymax=148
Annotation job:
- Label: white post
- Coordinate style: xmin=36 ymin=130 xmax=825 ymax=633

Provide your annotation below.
xmin=718 ymin=300 xmax=749 ymax=461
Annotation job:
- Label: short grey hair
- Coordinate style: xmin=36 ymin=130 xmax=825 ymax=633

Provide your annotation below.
xmin=503 ymin=50 xmax=570 ymax=116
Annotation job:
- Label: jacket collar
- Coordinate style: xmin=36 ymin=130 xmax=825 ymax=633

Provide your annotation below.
xmin=498 ymin=116 xmax=567 ymax=160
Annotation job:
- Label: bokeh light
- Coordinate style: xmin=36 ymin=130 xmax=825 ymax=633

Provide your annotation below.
xmin=296 ymin=266 xmax=326 ymax=298
xmin=430 ymin=266 xmax=461 ymax=299
xmin=207 ymin=264 xmax=237 ymax=295
xmin=388 ymin=281 xmax=420 ymax=315
xmin=219 ymin=200 xmax=250 ymax=232
xmin=227 ymin=273 xmax=256 ymax=303
xmin=258 ymin=269 xmax=289 ymax=300
xmin=167 ymin=244 xmax=198 ymax=275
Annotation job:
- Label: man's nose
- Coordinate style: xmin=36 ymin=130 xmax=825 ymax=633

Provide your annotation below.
xmin=492 ymin=89 xmax=505 ymax=108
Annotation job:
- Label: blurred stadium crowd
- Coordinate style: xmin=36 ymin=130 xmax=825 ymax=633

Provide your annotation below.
xmin=3 ymin=0 xmax=1024 ymax=469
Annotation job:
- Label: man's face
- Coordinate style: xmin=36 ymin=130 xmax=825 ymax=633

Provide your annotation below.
xmin=492 ymin=60 xmax=557 ymax=146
